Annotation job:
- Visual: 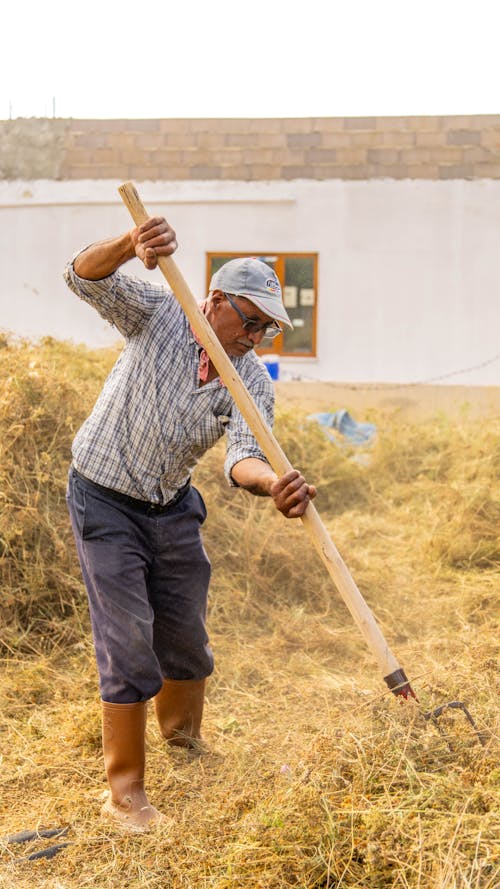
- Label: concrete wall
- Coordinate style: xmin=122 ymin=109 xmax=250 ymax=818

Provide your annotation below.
xmin=1 ymin=177 xmax=499 ymax=385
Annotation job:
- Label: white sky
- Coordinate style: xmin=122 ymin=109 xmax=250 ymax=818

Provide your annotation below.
xmin=1 ymin=0 xmax=498 ymax=120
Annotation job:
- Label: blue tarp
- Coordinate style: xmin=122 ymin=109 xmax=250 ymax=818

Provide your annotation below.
xmin=307 ymin=409 xmax=377 ymax=446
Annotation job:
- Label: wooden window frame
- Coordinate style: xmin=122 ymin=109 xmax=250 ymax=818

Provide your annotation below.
xmin=206 ymin=251 xmax=318 ymax=358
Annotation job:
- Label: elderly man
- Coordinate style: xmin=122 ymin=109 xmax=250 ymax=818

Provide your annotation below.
xmin=64 ymin=216 xmax=316 ymax=832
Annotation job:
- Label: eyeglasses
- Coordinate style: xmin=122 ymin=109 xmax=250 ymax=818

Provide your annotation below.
xmin=223 ymin=292 xmax=282 ymax=339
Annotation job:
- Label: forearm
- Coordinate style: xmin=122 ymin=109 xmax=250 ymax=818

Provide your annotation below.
xmin=73 ymin=232 xmax=136 ymax=280
xmin=232 ymin=459 xmax=317 ymax=519
xmin=230 ymin=457 xmax=277 ymax=496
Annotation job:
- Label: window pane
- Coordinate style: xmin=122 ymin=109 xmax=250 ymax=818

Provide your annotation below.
xmin=282 ymin=257 xmax=315 ymax=354
xmin=210 ymin=255 xmax=232 ymax=277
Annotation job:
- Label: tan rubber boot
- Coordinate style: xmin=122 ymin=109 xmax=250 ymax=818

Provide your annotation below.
xmin=154 ymin=679 xmax=206 ymax=749
xmin=101 ymin=700 xmax=166 ymax=832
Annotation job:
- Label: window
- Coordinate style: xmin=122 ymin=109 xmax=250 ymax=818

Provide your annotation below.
xmin=206 ymin=252 xmax=317 ymax=357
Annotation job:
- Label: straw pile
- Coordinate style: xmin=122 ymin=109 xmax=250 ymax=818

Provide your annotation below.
xmin=0 ymin=336 xmax=498 ymax=888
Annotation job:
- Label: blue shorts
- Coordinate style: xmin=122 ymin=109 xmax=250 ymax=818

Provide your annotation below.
xmin=66 ymin=466 xmax=213 ymax=703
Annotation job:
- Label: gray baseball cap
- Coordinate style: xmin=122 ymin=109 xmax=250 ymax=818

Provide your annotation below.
xmin=209 ymin=257 xmax=293 ymax=328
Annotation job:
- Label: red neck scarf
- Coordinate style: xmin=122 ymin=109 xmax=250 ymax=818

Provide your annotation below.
xmin=192 ymin=301 xmax=211 ymax=382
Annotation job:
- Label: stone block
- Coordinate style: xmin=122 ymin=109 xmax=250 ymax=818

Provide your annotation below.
xmin=90 ymin=165 xmax=128 ymax=179
xmin=280 ymin=118 xmax=316 ymax=133
xmin=110 ymin=132 xmax=137 ymax=149
xmin=462 ymin=147 xmax=498 ymax=163
xmin=127 ymin=119 xmax=161 ymax=132
xmin=429 ymin=148 xmax=465 ymax=163
xmin=281 ymin=165 xmax=315 ymax=179
xmin=188 ymin=164 xmax=222 ymax=179
xmin=219 ymin=119 xmax=255 ymax=133
xmin=287 ymin=132 xmax=322 ymax=148
xmin=89 ymin=149 xmax=117 ymax=165
xmin=242 ymin=148 xmax=274 ymax=164
xmin=471 ymin=162 xmax=500 ymax=178
xmin=313 ymin=117 xmax=347 ymax=132
xmin=406 ymin=116 xmax=441 ymax=131
xmin=325 ymin=165 xmax=372 ymax=180
xmin=306 ymin=148 xmax=338 ymax=163
xmin=62 ymin=165 xmax=103 ymax=179
xmin=439 ymin=114 xmax=500 ymax=130
xmin=224 ymin=133 xmax=286 ymax=150
xmin=367 ymin=148 xmax=400 ymax=164
xmin=253 ymin=132 xmax=287 ymax=148
xmin=162 ymin=132 xmax=197 ymax=148
xmin=349 ymin=131 xmax=381 ymax=147
xmin=480 ymin=130 xmax=500 ymax=149
xmin=156 ymin=165 xmax=190 ymax=180
xmin=181 ymin=148 xmax=213 ymax=166
xmin=275 ymin=148 xmax=307 ymax=164
xmin=446 ymin=130 xmax=481 ymax=145
xmin=197 ymin=131 xmax=227 ymax=149
xmin=398 ymin=148 xmax=429 ymax=164
xmin=248 ymin=165 xmax=282 ymax=180
xmin=375 ymin=116 xmax=412 ymax=130
xmin=249 ymin=118 xmax=283 ymax=132
xmin=438 ymin=116 xmax=476 ymax=130
xmin=219 ymin=165 xmax=253 ymax=180
xmin=334 ymin=148 xmax=368 ymax=164
xmin=406 ymin=165 xmax=440 ymax=179
xmin=402 ymin=148 xmax=460 ymax=164
xmin=152 ymin=149 xmax=184 ymax=165
xmin=73 ymin=133 xmax=110 ymax=149
xmin=64 ymin=148 xmax=92 ymax=166
xmin=368 ymin=164 xmax=410 ymax=179
xmin=159 ymin=119 xmax=194 ymax=134
xmin=320 ymin=132 xmax=352 ymax=148
xmin=438 ymin=164 xmax=474 ymax=179
xmin=216 ymin=149 xmax=245 ymax=165
xmin=68 ymin=119 xmax=126 ymax=134
xmin=224 ymin=132 xmax=258 ymax=147
xmin=415 ymin=132 xmax=447 ymax=147
xmin=119 ymin=148 xmax=148 ymax=165
xmin=344 ymin=117 xmax=377 ymax=130
xmin=135 ymin=132 xmax=163 ymax=150
xmin=128 ymin=165 xmax=161 ymax=181
xmin=380 ymin=131 xmax=416 ymax=147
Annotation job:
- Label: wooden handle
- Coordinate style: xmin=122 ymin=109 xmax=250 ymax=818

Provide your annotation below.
xmin=118 ymin=182 xmax=402 ymax=679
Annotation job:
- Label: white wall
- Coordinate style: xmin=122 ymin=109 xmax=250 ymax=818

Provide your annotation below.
xmin=1 ymin=178 xmax=499 ymax=385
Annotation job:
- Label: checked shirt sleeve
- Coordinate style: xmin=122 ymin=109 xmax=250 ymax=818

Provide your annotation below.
xmin=224 ymin=361 xmax=275 ymax=486
xmin=64 ymin=257 xmax=171 ymax=338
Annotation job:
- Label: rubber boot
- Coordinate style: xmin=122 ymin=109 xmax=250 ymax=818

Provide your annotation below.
xmin=101 ymin=700 xmax=166 ymax=832
xmin=154 ymin=679 xmax=206 ymax=749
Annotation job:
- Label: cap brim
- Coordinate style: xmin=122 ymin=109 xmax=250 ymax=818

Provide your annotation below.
xmin=236 ymin=292 xmax=293 ymax=329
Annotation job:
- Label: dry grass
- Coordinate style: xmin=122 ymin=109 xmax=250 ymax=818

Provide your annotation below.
xmin=0 ymin=336 xmax=498 ymax=888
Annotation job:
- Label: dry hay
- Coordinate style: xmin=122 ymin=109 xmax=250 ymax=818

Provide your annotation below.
xmin=0 ymin=336 xmax=498 ymax=888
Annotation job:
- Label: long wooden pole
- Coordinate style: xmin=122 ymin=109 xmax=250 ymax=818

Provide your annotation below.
xmin=118 ymin=181 xmax=416 ymax=699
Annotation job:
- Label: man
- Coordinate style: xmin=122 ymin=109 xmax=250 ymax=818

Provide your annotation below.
xmin=64 ymin=216 xmax=316 ymax=833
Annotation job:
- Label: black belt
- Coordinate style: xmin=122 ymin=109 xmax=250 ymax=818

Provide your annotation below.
xmin=73 ymin=468 xmax=191 ymax=515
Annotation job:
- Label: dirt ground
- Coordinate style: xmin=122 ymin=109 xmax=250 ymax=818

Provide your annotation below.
xmin=275 ymin=381 xmax=500 ymax=421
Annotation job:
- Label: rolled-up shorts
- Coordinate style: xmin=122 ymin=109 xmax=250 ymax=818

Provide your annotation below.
xmin=66 ymin=466 xmax=214 ymax=703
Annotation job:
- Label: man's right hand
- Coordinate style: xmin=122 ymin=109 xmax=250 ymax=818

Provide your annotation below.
xmin=132 ymin=217 xmax=178 ymax=270
xmin=74 ymin=217 xmax=178 ymax=281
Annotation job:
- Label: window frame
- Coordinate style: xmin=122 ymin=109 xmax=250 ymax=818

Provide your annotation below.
xmin=206 ymin=251 xmax=318 ymax=358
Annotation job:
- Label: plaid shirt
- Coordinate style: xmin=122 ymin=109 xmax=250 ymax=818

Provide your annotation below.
xmin=63 ymin=261 xmax=274 ymax=504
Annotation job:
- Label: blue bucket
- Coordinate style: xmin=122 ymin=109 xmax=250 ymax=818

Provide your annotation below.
xmin=263 ymin=355 xmax=280 ymax=380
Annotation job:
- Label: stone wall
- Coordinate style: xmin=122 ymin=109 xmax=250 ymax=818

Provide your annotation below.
xmin=1 ymin=115 xmax=500 ymax=181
